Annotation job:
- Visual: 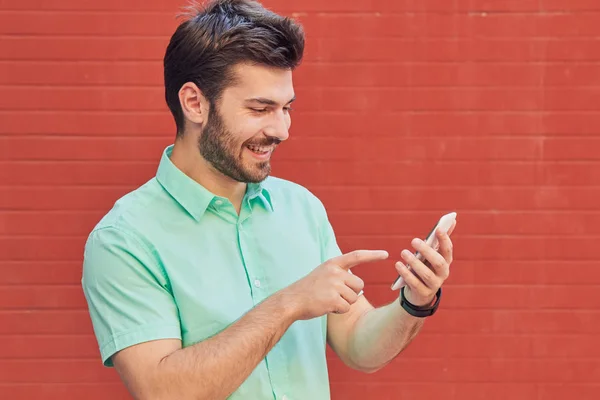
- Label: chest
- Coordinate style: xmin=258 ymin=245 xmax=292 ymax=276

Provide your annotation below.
xmin=155 ymin=208 xmax=323 ymax=346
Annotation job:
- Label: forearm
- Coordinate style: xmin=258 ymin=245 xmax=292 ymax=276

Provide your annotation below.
xmin=347 ymin=300 xmax=425 ymax=373
xmin=153 ymin=292 xmax=296 ymax=399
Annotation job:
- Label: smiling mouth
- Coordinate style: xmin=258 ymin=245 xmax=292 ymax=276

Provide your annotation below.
xmin=246 ymin=144 xmax=274 ymax=155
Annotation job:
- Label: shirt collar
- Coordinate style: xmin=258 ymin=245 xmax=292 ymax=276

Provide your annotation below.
xmin=156 ymin=145 xmax=274 ymax=221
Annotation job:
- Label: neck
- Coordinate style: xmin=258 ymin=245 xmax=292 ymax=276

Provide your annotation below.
xmin=170 ymin=137 xmax=247 ymax=213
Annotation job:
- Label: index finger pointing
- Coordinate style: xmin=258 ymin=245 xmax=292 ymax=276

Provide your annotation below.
xmin=330 ymin=250 xmax=389 ymax=270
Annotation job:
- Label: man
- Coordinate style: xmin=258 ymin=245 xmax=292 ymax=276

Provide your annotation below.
xmin=81 ymin=1 xmax=456 ymax=399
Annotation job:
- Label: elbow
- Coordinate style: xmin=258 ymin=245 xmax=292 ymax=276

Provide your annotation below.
xmin=344 ymin=356 xmax=385 ymax=374
xmin=353 ymin=364 xmax=383 ymax=374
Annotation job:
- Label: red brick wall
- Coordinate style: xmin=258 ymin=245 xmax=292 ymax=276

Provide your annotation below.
xmin=1 ymin=0 xmax=599 ymax=399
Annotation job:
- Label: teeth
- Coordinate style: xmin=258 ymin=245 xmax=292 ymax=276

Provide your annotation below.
xmin=248 ymin=145 xmax=270 ymax=153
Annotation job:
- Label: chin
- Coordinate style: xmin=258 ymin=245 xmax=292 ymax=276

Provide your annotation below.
xmin=243 ymin=163 xmax=271 ymax=183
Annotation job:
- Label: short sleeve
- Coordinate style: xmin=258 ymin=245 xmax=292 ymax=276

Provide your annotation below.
xmin=314 ymin=196 xmax=364 ymax=289
xmin=319 ymin=215 xmax=343 ymax=262
xmin=81 ymin=226 xmax=181 ymax=367
xmin=314 ymin=197 xmax=343 ymax=263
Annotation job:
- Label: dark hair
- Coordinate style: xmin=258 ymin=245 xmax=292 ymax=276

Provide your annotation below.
xmin=163 ymin=0 xmax=305 ymax=136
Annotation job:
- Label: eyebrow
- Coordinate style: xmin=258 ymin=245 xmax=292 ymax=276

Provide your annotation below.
xmin=245 ymin=95 xmax=296 ymax=106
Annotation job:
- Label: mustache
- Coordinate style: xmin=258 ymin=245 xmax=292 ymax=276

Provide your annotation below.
xmin=244 ymin=137 xmax=282 ymax=147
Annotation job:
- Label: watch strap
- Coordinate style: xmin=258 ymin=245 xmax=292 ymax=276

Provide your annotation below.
xmin=400 ymin=286 xmax=442 ymax=318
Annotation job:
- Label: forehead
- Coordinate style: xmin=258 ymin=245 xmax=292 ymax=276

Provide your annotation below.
xmin=224 ymin=63 xmax=295 ymax=103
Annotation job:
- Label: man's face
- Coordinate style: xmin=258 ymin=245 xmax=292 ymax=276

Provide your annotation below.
xmin=198 ymin=63 xmax=295 ymax=183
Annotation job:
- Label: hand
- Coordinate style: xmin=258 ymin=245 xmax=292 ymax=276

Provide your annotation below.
xmin=283 ymin=250 xmax=389 ymax=320
xmin=395 ymin=220 xmax=456 ymax=307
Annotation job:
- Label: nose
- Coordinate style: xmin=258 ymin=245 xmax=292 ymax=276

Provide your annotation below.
xmin=263 ymin=109 xmax=290 ymax=142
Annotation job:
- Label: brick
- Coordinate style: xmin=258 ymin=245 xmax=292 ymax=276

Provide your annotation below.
xmin=2 ymin=212 xmax=106 ymax=235
xmin=357 ymin=260 xmax=600 ymax=286
xmin=538 ymin=384 xmax=600 ymax=400
xmin=308 ymin=38 xmax=600 ymax=63
xmin=0 ymin=262 xmax=83 ymax=285
xmin=296 ymin=63 xmax=544 ymax=88
xmin=327 ymin=356 xmax=600 ymax=383
xmin=280 ymin=137 xmax=544 ymax=162
xmin=532 ymin=335 xmax=600 ymax=357
xmin=0 ymin=0 xmax=176 ymax=12
xmin=441 ymin=286 xmax=600 ymax=310
xmin=0 ymin=187 xmax=132 ymax=211
xmin=544 ymin=88 xmax=600 ymax=111
xmin=543 ymin=64 xmax=600 ymax=86
xmin=0 ymin=161 xmax=157 ymax=186
xmin=0 ymin=335 xmax=98 ymax=358
xmin=398 ymin=334 xmax=533 ymax=358
xmin=338 ymin=236 xmax=597 ymax=261
xmin=328 ymin=211 xmax=600 ymax=235
xmin=0 ymin=11 xmax=177 ymax=36
xmin=275 ymin=160 xmax=541 ymax=186
xmin=302 ymin=13 xmax=600 ymax=39
xmin=4 ymin=137 xmax=169 ymax=161
xmin=363 ymin=284 xmax=600 ymax=311
xmin=0 ymin=37 xmax=166 ymax=61
xmin=0 ymin=286 xmax=87 ymax=310
xmin=0 ymin=311 xmax=93 ymax=334
xmin=0 ymin=360 xmax=116 ymax=383
xmin=330 ymin=383 xmax=539 ymax=400
xmin=0 ymin=111 xmax=173 ymax=135
xmin=543 ymin=137 xmax=600 ymax=160
xmin=0 ymin=60 xmax=163 ymax=86
xmin=0 ymin=237 xmax=88 ymax=261
xmin=0 ymin=87 xmax=165 ymax=111
xmin=0 ymin=384 xmax=129 ymax=399
xmin=291 ymin=112 xmax=600 ymax=137
xmin=311 ymin=186 xmax=600 ymax=212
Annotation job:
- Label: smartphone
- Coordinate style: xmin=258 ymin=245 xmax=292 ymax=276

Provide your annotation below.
xmin=390 ymin=211 xmax=457 ymax=291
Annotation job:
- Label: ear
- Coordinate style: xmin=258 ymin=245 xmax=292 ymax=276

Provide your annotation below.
xmin=178 ymin=82 xmax=209 ymax=126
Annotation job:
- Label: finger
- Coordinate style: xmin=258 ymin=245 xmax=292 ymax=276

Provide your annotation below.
xmin=410 ymin=238 xmax=448 ymax=277
xmin=436 ymin=229 xmax=454 ymax=266
xmin=332 ymin=298 xmax=351 ymax=314
xmin=395 ymin=261 xmax=429 ymax=294
xmin=338 ymin=285 xmax=359 ymax=305
xmin=401 ymin=249 xmax=441 ymax=290
xmin=446 ymin=219 xmax=457 ymax=236
xmin=344 ymin=273 xmax=365 ymax=294
xmin=330 ymin=249 xmax=389 ymax=271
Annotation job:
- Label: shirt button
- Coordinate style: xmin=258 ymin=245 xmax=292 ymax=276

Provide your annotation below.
xmin=214 ymin=199 xmax=223 ymax=206
xmin=282 ymin=396 xmax=288 ymax=400
xmin=254 ymin=279 xmax=261 ymax=288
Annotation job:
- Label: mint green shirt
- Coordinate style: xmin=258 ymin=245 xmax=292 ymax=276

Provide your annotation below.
xmin=82 ymin=145 xmax=343 ymax=399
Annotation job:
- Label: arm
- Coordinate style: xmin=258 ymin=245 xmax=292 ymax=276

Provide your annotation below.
xmin=113 ymin=250 xmax=388 ymax=400
xmin=327 ymin=296 xmax=426 ymax=373
xmin=82 ymin=226 xmax=389 ymax=400
xmin=327 ymin=223 xmax=455 ymax=373
xmin=112 ymin=291 xmax=295 ymax=400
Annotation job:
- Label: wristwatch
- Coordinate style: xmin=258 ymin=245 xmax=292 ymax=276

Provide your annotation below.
xmin=399 ymin=286 xmax=442 ymax=318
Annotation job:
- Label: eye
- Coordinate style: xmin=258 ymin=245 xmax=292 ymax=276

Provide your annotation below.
xmin=250 ymin=108 xmax=268 ymax=113
xmin=284 ymin=106 xmax=293 ymax=113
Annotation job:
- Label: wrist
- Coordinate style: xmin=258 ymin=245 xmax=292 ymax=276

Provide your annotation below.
xmin=402 ymin=287 xmax=435 ymax=307
xmin=399 ymin=286 xmax=442 ymax=318
xmin=269 ymin=289 xmax=301 ymax=324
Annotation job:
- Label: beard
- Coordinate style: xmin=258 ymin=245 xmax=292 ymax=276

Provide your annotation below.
xmin=198 ymin=106 xmax=280 ymax=183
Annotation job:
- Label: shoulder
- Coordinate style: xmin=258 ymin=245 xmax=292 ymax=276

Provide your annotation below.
xmin=85 ymin=177 xmax=168 ymax=256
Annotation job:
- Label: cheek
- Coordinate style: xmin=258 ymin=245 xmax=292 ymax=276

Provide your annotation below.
xmin=237 ymin=117 xmax=267 ymax=143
